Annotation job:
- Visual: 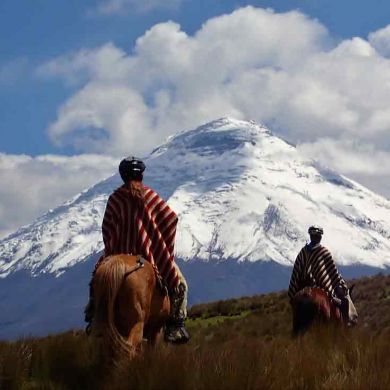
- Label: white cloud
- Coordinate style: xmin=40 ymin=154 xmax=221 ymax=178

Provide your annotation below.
xmin=0 ymin=154 xmax=117 ymax=239
xmin=369 ymin=24 xmax=390 ymax=57
xmin=298 ymin=138 xmax=390 ymax=199
xmin=36 ymin=43 xmax=132 ymax=86
xmin=34 ymin=6 xmax=390 ymax=199
xmin=37 ymin=7 xmax=329 ymax=155
xmin=298 ymin=139 xmax=390 ymax=176
xmin=48 ymin=83 xmax=153 ymax=155
xmin=91 ymin=0 xmax=182 ymax=15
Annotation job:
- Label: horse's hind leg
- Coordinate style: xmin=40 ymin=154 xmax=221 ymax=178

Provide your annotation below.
xmin=127 ymin=320 xmax=145 ymax=349
xmin=117 ymin=287 xmax=146 ymax=356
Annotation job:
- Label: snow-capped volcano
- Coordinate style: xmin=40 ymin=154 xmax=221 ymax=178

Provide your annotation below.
xmin=1 ymin=118 xmax=390 ymax=338
xmin=2 ymin=117 xmax=390 ymax=277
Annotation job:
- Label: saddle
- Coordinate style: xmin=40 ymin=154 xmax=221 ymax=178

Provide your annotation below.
xmin=124 ymin=255 xmax=168 ymax=297
xmin=95 ymin=254 xmax=168 ymax=296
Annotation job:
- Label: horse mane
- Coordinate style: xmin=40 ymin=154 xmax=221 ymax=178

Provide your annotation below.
xmin=93 ymin=256 xmax=135 ymax=359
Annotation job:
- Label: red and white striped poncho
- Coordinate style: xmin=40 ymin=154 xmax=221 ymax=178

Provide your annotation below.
xmin=288 ymin=244 xmax=346 ymax=300
xmin=98 ymin=184 xmax=180 ymax=290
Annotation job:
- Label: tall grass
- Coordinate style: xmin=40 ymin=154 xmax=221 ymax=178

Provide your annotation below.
xmin=1 ymin=273 xmax=390 ymax=390
xmin=110 ymin=327 xmax=390 ymax=390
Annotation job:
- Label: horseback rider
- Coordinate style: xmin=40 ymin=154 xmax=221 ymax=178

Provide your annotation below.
xmin=85 ymin=157 xmax=190 ymax=344
xmin=288 ymin=226 xmax=351 ymax=305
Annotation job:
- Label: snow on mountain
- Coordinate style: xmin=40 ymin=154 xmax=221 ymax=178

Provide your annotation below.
xmin=2 ymin=117 xmax=390 ymax=339
xmin=1 ymin=117 xmax=390 ymax=279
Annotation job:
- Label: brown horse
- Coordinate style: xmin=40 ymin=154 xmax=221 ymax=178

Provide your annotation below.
xmin=92 ymin=254 xmax=170 ymax=360
xmin=291 ymin=285 xmax=358 ymax=335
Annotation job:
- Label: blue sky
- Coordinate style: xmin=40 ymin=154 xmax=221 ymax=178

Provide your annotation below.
xmin=1 ymin=0 xmax=390 ymax=156
xmin=1 ymin=0 xmax=390 ymax=237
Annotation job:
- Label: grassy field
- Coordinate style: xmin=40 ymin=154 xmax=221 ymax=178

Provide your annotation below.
xmin=1 ymin=273 xmax=390 ymax=390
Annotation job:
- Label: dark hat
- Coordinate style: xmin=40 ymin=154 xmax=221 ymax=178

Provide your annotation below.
xmin=308 ymin=226 xmax=324 ymax=235
xmin=119 ymin=157 xmax=145 ymax=182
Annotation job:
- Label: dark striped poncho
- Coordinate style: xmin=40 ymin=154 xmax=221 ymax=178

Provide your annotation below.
xmin=288 ymin=244 xmax=346 ymax=300
xmin=97 ymin=185 xmax=179 ymax=290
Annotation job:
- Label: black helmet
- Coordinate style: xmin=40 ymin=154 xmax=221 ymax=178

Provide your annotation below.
xmin=308 ymin=226 xmax=324 ymax=236
xmin=119 ymin=157 xmax=145 ymax=183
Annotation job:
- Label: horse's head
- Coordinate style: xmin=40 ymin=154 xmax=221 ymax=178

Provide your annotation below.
xmin=334 ymin=284 xmax=358 ymax=327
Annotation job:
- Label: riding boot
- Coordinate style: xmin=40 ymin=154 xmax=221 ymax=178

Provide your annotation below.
xmin=165 ymin=283 xmax=190 ymax=344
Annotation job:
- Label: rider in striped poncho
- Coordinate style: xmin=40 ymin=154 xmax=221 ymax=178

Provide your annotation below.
xmin=85 ymin=157 xmax=189 ymax=344
xmin=288 ymin=226 xmax=348 ymax=302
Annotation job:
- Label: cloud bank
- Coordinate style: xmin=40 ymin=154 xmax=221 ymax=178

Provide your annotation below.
xmin=0 ymin=154 xmax=116 ymax=238
xmin=38 ymin=7 xmax=329 ymax=155
xmin=37 ymin=6 xmax=390 ymax=184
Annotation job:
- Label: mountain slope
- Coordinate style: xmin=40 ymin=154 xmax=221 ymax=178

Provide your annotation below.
xmin=0 ymin=117 xmax=390 ymax=338
xmin=1 ymin=117 xmax=390 ymax=276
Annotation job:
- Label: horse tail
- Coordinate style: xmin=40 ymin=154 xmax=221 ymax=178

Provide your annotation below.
xmin=93 ymin=255 xmax=135 ymax=359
